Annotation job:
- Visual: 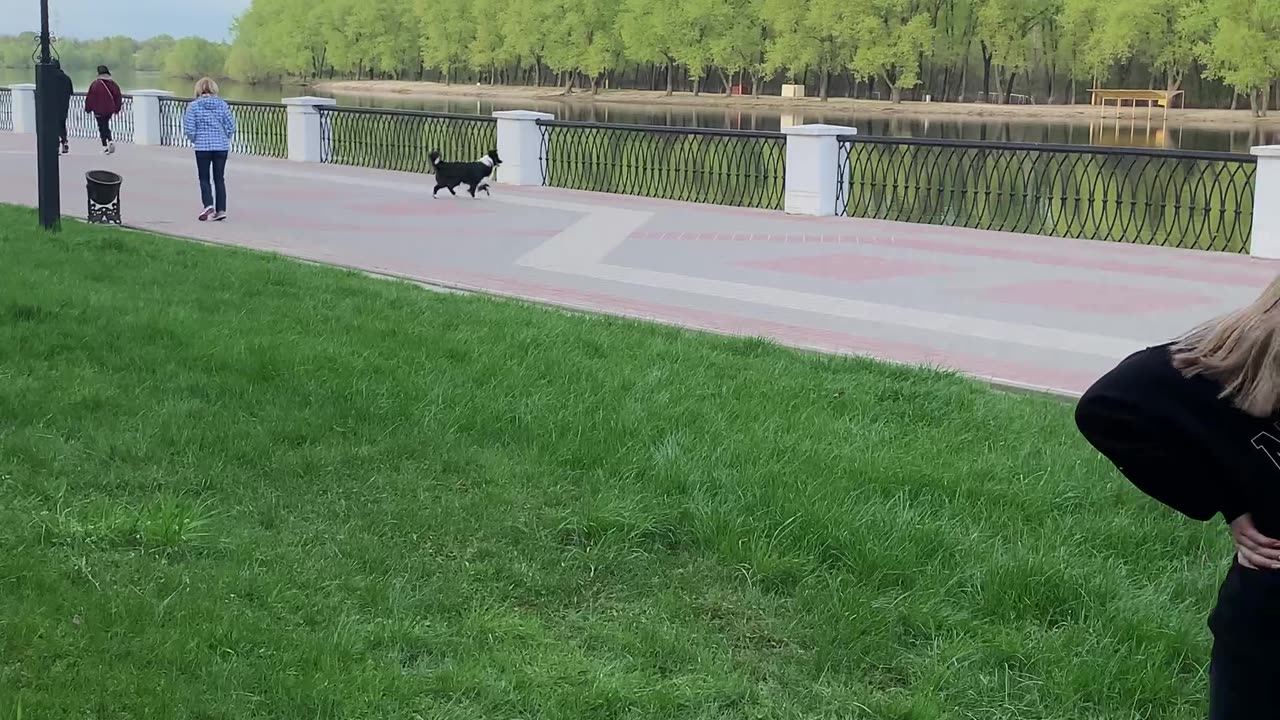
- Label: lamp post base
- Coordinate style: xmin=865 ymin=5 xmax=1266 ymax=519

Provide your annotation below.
xmin=34 ymin=61 xmax=61 ymax=231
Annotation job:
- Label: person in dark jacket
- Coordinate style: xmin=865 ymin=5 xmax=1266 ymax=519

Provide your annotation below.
xmin=1076 ymin=277 xmax=1280 ymax=719
xmin=49 ymin=59 xmax=74 ymax=155
xmin=83 ymin=65 xmax=123 ymax=154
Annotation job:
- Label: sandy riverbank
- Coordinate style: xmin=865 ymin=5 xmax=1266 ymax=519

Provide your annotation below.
xmin=313 ymin=79 xmax=1280 ymax=129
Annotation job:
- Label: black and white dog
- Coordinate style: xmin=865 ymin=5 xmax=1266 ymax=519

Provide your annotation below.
xmin=429 ymin=149 xmax=502 ymax=198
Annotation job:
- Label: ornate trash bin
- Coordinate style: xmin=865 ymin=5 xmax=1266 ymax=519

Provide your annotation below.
xmin=86 ymin=170 xmax=122 ymax=225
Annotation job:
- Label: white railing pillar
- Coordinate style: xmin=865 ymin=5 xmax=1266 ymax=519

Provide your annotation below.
xmin=493 ymin=110 xmax=553 ymax=185
xmin=782 ymin=124 xmax=857 ymax=216
xmin=1252 ymin=146 xmax=1280 ymax=259
xmin=282 ymin=96 xmax=337 ymax=163
xmin=128 ymin=89 xmax=174 ymax=146
xmin=11 ymin=84 xmax=37 ymax=134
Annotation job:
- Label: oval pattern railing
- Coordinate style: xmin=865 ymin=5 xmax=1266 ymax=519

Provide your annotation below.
xmin=159 ymin=97 xmax=288 ymax=158
xmin=0 ymin=88 xmax=12 ymax=132
xmin=317 ymin=106 xmax=497 ymax=174
xmin=67 ymin=92 xmax=134 ymax=144
xmin=836 ymin=135 xmax=1257 ymax=253
xmin=538 ymin=120 xmax=786 ymax=210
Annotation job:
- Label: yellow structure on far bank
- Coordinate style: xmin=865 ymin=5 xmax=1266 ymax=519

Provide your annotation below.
xmin=1088 ymin=89 xmax=1183 ymax=123
xmin=1087 ymin=89 xmax=1184 ymax=149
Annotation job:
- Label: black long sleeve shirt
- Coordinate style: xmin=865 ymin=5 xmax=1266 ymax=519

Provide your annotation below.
xmin=1076 ymin=344 xmax=1280 ymax=538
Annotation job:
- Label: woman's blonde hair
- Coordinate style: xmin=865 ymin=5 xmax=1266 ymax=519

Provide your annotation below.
xmin=194 ymin=77 xmax=219 ymax=96
xmin=1172 ymin=275 xmax=1280 ymax=416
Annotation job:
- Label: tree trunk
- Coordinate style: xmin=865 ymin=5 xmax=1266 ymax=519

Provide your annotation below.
xmin=718 ymin=66 xmax=733 ymax=96
xmin=665 ymin=60 xmax=674 ymax=96
xmin=890 ymin=84 xmax=903 ymax=104
xmin=561 ymin=70 xmax=575 ymax=95
xmin=1231 ymin=89 xmax=1240 ymax=111
xmin=589 ymin=73 xmax=600 ymax=95
xmin=980 ymin=42 xmax=993 ymax=101
xmin=819 ymin=68 xmax=830 ymax=101
xmin=752 ymin=73 xmax=763 ymax=97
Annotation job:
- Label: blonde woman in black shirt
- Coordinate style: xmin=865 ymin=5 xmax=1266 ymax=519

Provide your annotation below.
xmin=1078 ymin=277 xmax=1280 ymax=718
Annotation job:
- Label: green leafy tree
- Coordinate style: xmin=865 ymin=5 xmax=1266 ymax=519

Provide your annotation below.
xmin=136 ymin=35 xmax=176 ymax=72
xmin=470 ymin=0 xmax=514 ymax=83
xmin=618 ymin=0 xmax=685 ymax=95
xmin=1137 ymin=0 xmax=1206 ymax=92
xmin=417 ymin=0 xmax=475 ymax=83
xmin=226 ymin=7 xmax=281 ymax=82
xmin=0 ymin=33 xmax=37 ymax=70
xmin=929 ymin=0 xmax=980 ymax=101
xmin=500 ymin=0 xmax=555 ymax=85
xmin=978 ymin=0 xmax=1056 ymax=102
xmin=848 ymin=0 xmax=935 ymax=103
xmin=673 ymin=0 xmax=728 ymax=95
xmin=760 ymin=0 xmax=853 ymax=100
xmin=1198 ymin=0 xmax=1280 ymax=117
xmin=164 ymin=37 xmax=229 ymax=79
xmin=709 ymin=0 xmax=768 ymax=95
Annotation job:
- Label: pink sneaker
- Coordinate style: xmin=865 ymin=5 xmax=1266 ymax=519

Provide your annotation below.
xmin=198 ymin=207 xmax=215 ymax=221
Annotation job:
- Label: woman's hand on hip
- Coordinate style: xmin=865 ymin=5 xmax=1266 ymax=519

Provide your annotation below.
xmin=1231 ymin=513 xmax=1280 ymax=569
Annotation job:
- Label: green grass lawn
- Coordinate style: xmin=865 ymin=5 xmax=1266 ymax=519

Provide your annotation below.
xmin=0 ymin=205 xmax=1230 ymax=719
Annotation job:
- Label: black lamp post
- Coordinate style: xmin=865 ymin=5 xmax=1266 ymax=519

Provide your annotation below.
xmin=34 ymin=0 xmax=60 ymax=230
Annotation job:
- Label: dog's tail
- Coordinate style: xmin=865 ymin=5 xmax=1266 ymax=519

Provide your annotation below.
xmin=428 ymin=149 xmax=442 ymax=172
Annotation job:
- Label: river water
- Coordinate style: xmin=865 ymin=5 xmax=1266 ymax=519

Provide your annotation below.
xmin=4 ymin=68 xmax=1276 ymax=153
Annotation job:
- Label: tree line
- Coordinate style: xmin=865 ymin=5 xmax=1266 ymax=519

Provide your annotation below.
xmin=229 ymin=0 xmax=1280 ymax=114
xmin=0 ymin=34 xmax=230 ymax=81
xmin=5 ymin=0 xmax=1279 ymax=115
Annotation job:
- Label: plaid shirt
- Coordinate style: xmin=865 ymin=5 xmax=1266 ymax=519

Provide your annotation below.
xmin=182 ymin=96 xmax=237 ymax=152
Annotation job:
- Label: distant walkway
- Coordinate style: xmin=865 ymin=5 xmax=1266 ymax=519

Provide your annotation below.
xmin=2 ymin=132 xmax=1276 ymax=395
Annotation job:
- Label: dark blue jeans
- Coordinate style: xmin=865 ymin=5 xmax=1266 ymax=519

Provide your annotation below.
xmin=195 ymin=151 xmax=229 ymax=212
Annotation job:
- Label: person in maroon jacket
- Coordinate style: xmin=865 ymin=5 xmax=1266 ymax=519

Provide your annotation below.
xmin=84 ymin=65 xmax=123 ymax=155
xmin=1076 ymin=276 xmax=1280 ymax=719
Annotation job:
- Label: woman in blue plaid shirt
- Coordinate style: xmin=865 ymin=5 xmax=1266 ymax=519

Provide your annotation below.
xmin=183 ymin=77 xmax=237 ymax=222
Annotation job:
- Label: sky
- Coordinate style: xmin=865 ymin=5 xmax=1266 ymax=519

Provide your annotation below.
xmin=0 ymin=0 xmax=251 ymax=41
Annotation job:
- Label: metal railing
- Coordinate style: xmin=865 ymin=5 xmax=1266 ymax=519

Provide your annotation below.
xmin=67 ymin=92 xmax=134 ymax=144
xmin=836 ymin=136 xmax=1257 ymax=253
xmin=159 ymin=97 xmax=288 ymax=158
xmin=0 ymin=88 xmax=11 ymax=132
xmin=538 ymin=121 xmax=786 ymax=210
xmin=318 ymin=106 xmax=497 ymax=173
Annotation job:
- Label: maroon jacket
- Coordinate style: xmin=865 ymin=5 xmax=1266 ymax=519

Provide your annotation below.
xmin=84 ymin=76 xmax=123 ymax=117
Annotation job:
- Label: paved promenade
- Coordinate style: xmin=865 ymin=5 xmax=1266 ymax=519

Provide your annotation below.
xmin=2 ymin=131 xmax=1275 ymax=395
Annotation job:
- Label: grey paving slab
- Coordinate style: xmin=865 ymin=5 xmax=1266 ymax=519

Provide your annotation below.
xmin=2 ymin=130 xmax=1274 ymax=395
